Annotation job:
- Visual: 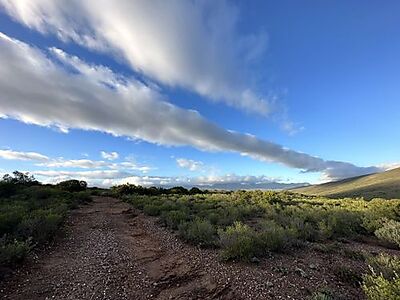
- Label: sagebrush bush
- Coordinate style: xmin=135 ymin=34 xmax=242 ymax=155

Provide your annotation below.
xmin=160 ymin=210 xmax=188 ymax=229
xmin=374 ymin=219 xmax=400 ymax=248
xmin=0 ymin=181 xmax=17 ymax=198
xmin=0 ymin=238 xmax=32 ymax=266
xmin=257 ymin=220 xmax=292 ymax=252
xmin=367 ymin=254 xmax=400 ymax=281
xmin=143 ymin=204 xmax=161 ymax=216
xmin=56 ymin=179 xmax=87 ymax=192
xmin=178 ymin=219 xmax=216 ymax=247
xmin=362 ymin=272 xmax=400 ymax=300
xmin=17 ymin=210 xmax=64 ymax=244
xmin=218 ymin=222 xmax=257 ymax=261
xmin=310 ymin=288 xmax=334 ymax=300
xmin=363 ymin=253 xmax=400 ymax=299
xmin=0 ymin=206 xmax=27 ymax=237
xmin=122 ymin=190 xmax=400 ymax=262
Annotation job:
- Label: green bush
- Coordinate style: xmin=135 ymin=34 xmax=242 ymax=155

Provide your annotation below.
xmin=160 ymin=210 xmax=188 ymax=229
xmin=362 ymin=272 xmax=400 ymax=300
xmin=218 ymin=222 xmax=257 ymax=261
xmin=0 ymin=239 xmax=32 ymax=266
xmin=143 ymin=204 xmax=161 ymax=216
xmin=178 ymin=219 xmax=217 ymax=247
xmin=310 ymin=288 xmax=335 ymax=300
xmin=363 ymin=253 xmax=400 ymax=299
xmin=0 ymin=206 xmax=27 ymax=236
xmin=17 ymin=210 xmax=64 ymax=244
xmin=375 ymin=219 xmax=400 ymax=248
xmin=122 ymin=190 xmax=400 ymax=264
xmin=288 ymin=217 xmax=319 ymax=241
xmin=74 ymin=191 xmax=92 ymax=204
xmin=0 ymin=181 xmax=16 ymax=197
xmin=257 ymin=220 xmax=292 ymax=252
xmin=0 ymin=175 xmax=95 ymax=268
xmin=367 ymin=254 xmax=400 ymax=281
xmin=56 ymin=180 xmax=87 ymax=192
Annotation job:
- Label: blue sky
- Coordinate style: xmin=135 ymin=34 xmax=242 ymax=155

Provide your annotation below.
xmin=0 ymin=1 xmax=399 ymax=188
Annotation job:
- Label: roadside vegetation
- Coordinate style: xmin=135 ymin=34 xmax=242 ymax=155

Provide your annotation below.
xmin=114 ymin=183 xmax=400 ymax=299
xmin=0 ymin=172 xmax=92 ymax=271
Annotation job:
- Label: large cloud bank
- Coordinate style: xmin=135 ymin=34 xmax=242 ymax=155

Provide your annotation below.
xmin=0 ymin=33 xmax=385 ymax=180
xmin=0 ymin=0 xmax=271 ymax=115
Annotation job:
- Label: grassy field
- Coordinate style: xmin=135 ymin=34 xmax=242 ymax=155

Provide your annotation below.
xmin=292 ymin=167 xmax=400 ymax=200
xmin=114 ymin=184 xmax=400 ymax=299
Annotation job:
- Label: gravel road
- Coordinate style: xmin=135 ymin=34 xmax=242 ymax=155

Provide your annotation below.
xmin=0 ymin=197 xmax=237 ymax=299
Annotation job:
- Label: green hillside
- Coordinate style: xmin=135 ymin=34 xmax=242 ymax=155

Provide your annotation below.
xmin=292 ymin=167 xmax=400 ymax=199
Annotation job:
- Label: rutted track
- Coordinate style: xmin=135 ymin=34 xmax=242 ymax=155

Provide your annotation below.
xmin=0 ymin=197 xmax=236 ymax=300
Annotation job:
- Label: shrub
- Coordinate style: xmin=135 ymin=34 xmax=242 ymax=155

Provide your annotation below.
xmin=367 ymin=254 xmax=400 ymax=281
xmin=363 ymin=253 xmax=400 ymax=299
xmin=257 ymin=220 xmax=292 ymax=252
xmin=143 ymin=204 xmax=161 ymax=216
xmin=74 ymin=191 xmax=92 ymax=204
xmin=362 ymin=271 xmax=400 ymax=300
xmin=56 ymin=180 xmax=87 ymax=192
xmin=0 ymin=176 xmax=94 ymax=269
xmin=288 ymin=217 xmax=319 ymax=241
xmin=0 ymin=239 xmax=32 ymax=266
xmin=374 ymin=219 xmax=400 ymax=248
xmin=179 ymin=219 xmax=216 ymax=247
xmin=160 ymin=210 xmax=188 ymax=229
xmin=218 ymin=222 xmax=257 ymax=261
xmin=0 ymin=206 xmax=26 ymax=236
xmin=17 ymin=210 xmax=64 ymax=244
xmin=310 ymin=288 xmax=334 ymax=300
xmin=0 ymin=181 xmax=16 ymax=198
xmin=342 ymin=248 xmax=367 ymax=261
xmin=312 ymin=242 xmax=341 ymax=254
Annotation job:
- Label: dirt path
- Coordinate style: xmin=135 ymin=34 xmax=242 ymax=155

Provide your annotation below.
xmin=0 ymin=196 xmax=374 ymax=299
xmin=0 ymin=197 xmax=236 ymax=300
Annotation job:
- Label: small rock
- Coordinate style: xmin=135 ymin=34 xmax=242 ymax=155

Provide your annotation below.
xmin=250 ymin=257 xmax=260 ymax=264
xmin=265 ymin=281 xmax=274 ymax=288
xmin=309 ymin=263 xmax=318 ymax=270
xmin=295 ymin=267 xmax=307 ymax=278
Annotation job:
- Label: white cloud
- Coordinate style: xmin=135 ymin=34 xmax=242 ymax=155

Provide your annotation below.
xmin=0 ymin=33 xmax=389 ymax=181
xmin=0 ymin=0 xmax=270 ymax=116
xmin=42 ymin=159 xmax=151 ymax=173
xmin=0 ymin=148 xmax=151 ymax=173
xmin=377 ymin=162 xmax=400 ymax=171
xmin=32 ymin=169 xmax=306 ymax=190
xmin=100 ymin=151 xmax=119 ymax=161
xmin=176 ymin=158 xmax=203 ymax=171
xmin=0 ymin=149 xmax=49 ymax=162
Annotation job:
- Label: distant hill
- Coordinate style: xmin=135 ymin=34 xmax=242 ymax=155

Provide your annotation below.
xmin=198 ymin=181 xmax=310 ymax=191
xmin=291 ymin=167 xmax=400 ymax=200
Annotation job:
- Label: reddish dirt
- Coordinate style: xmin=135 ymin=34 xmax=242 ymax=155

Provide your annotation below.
xmin=1 ymin=197 xmax=396 ymax=299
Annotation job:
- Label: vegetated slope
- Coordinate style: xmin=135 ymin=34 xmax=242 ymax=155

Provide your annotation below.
xmin=292 ymin=167 xmax=400 ymax=199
